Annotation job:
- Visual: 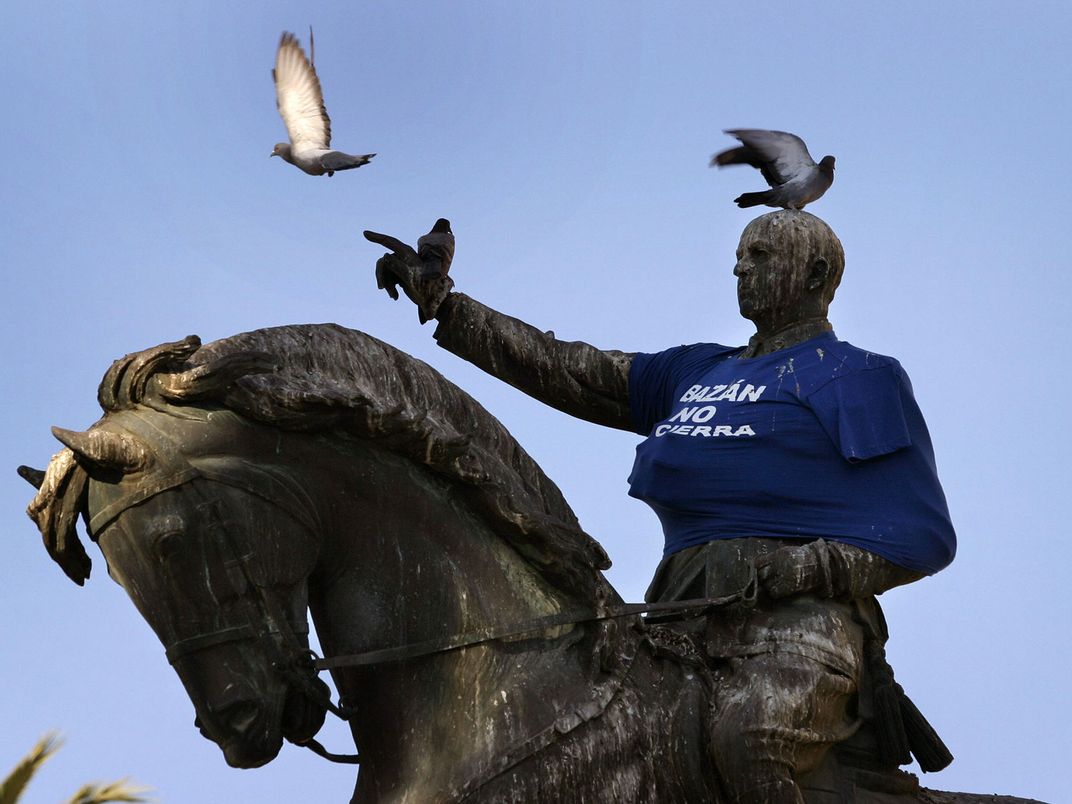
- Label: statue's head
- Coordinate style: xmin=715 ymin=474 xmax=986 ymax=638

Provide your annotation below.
xmin=733 ymin=210 xmax=844 ymax=331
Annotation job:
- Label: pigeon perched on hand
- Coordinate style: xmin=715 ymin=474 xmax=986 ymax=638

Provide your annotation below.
xmin=365 ymin=223 xmax=456 ymax=325
xmin=417 ymin=219 xmax=455 ymax=279
xmin=712 ymin=129 xmax=834 ymax=209
xmin=271 ymin=31 xmax=375 ymax=177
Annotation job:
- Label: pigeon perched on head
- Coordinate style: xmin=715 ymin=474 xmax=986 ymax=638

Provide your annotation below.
xmin=712 ymin=129 xmax=834 ymax=209
xmin=271 ymin=30 xmax=375 ymax=177
xmin=417 ymin=218 xmax=455 ymax=279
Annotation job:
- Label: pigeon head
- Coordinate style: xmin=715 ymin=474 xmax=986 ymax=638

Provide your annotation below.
xmin=271 ymin=143 xmax=293 ymax=161
xmin=819 ymin=155 xmax=835 ymax=173
xmin=431 ymin=218 xmax=452 ymax=234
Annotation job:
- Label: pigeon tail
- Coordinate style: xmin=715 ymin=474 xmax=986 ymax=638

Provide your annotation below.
xmin=734 ymin=191 xmax=773 ymax=209
xmin=321 ymin=151 xmax=376 ymax=173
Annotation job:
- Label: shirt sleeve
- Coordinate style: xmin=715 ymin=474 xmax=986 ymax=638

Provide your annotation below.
xmin=629 ymin=344 xmax=737 ymax=436
xmin=805 ymin=363 xmax=914 ymax=462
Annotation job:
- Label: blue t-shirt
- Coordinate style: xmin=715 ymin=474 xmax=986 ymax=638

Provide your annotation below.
xmin=627 ymin=332 xmax=956 ymax=575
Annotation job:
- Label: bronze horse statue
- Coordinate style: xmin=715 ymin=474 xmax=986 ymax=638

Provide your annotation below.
xmin=23 ymin=324 xmax=1038 ymax=804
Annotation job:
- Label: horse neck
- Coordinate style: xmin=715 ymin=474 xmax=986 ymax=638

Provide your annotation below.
xmin=303 ymin=439 xmax=599 ymax=800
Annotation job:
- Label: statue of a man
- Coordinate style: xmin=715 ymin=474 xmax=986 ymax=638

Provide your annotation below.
xmin=368 ymin=210 xmax=956 ymax=803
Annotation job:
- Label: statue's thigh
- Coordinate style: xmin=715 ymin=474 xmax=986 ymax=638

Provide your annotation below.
xmin=715 ymin=652 xmax=858 ymax=774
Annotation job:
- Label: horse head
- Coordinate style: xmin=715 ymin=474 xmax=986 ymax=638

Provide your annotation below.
xmin=26 ymin=337 xmax=330 ymax=768
xmin=24 ymin=325 xmax=618 ymax=792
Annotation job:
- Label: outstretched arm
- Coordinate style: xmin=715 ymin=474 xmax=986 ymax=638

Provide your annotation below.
xmin=433 ymin=293 xmax=634 ymax=430
xmin=365 ymin=228 xmax=635 ymax=431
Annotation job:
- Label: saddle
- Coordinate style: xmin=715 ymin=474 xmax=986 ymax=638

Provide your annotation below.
xmin=645 ymin=538 xmax=953 ymax=802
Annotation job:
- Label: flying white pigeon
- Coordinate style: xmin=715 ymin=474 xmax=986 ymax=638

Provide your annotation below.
xmin=271 ymin=31 xmax=374 ymax=177
xmin=712 ymin=129 xmax=834 ymax=209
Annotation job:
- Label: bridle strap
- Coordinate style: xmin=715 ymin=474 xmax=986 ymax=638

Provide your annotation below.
xmin=165 ymin=624 xmax=259 ymax=665
xmin=88 ymin=410 xmax=322 ymax=540
xmin=90 ymin=467 xmax=202 ymax=535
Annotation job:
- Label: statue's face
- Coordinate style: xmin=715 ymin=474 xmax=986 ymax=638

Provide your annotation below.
xmin=733 ymin=222 xmax=811 ymax=328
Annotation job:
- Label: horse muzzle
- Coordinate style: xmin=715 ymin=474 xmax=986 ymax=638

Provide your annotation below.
xmin=281 ymin=677 xmax=329 ymax=745
xmin=194 ymin=686 xmax=284 ymax=769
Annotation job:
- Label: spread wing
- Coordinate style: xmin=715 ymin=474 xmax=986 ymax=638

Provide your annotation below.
xmin=724 ymin=129 xmax=817 ymax=186
xmin=273 ymin=32 xmax=331 ymax=149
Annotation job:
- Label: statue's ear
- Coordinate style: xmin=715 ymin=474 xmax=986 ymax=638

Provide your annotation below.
xmin=806 ymin=256 xmax=830 ymax=292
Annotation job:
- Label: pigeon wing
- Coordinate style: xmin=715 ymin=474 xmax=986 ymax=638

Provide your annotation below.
xmin=273 ymin=32 xmax=331 ymax=149
xmin=724 ymin=129 xmax=816 ymax=186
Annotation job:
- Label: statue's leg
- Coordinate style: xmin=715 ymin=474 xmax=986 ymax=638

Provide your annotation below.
xmin=708 ymin=652 xmax=857 ymax=804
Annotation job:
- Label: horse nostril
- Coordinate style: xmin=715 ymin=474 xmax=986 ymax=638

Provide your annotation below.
xmin=221 ymin=701 xmax=259 ymax=736
xmin=205 ymin=694 xmax=262 ymax=738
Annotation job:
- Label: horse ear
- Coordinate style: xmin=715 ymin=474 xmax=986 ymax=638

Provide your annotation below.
xmin=51 ymin=427 xmax=152 ymax=473
xmin=17 ymin=465 xmax=46 ymax=489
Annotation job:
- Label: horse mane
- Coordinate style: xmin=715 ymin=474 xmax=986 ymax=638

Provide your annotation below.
xmin=32 ymin=323 xmax=614 ymax=604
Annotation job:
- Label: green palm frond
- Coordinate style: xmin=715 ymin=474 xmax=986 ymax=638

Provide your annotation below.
xmin=0 ymin=732 xmax=63 ymax=804
xmin=67 ymin=779 xmax=153 ymax=804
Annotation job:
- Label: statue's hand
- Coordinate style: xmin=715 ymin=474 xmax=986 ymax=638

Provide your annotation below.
xmin=754 ymin=542 xmax=832 ymax=600
xmin=365 ymin=230 xmax=454 ymax=324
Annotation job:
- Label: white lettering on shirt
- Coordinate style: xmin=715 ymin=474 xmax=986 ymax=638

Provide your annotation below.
xmin=669 ymin=406 xmax=704 ymax=422
xmin=692 ymin=406 xmax=717 ymax=423
xmin=653 ymin=422 xmax=756 ymax=438
xmin=679 ymin=381 xmax=766 ymax=403
xmin=737 ymin=384 xmax=765 ymax=402
xmin=658 ymin=376 xmax=766 ymax=438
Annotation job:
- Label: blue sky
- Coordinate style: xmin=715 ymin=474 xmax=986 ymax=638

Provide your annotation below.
xmin=3 ymin=2 xmax=1069 ymax=801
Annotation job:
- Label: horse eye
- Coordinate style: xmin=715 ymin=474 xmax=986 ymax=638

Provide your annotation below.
xmin=154 ymin=530 xmax=184 ymax=561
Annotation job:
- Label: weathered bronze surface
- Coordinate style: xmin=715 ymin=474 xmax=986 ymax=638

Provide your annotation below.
xmin=23 ymin=319 xmax=1043 ymax=802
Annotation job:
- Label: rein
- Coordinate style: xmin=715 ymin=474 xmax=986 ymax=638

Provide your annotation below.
xmin=305 ymin=577 xmax=756 ymax=781
xmin=314 ymin=579 xmax=757 ymax=671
